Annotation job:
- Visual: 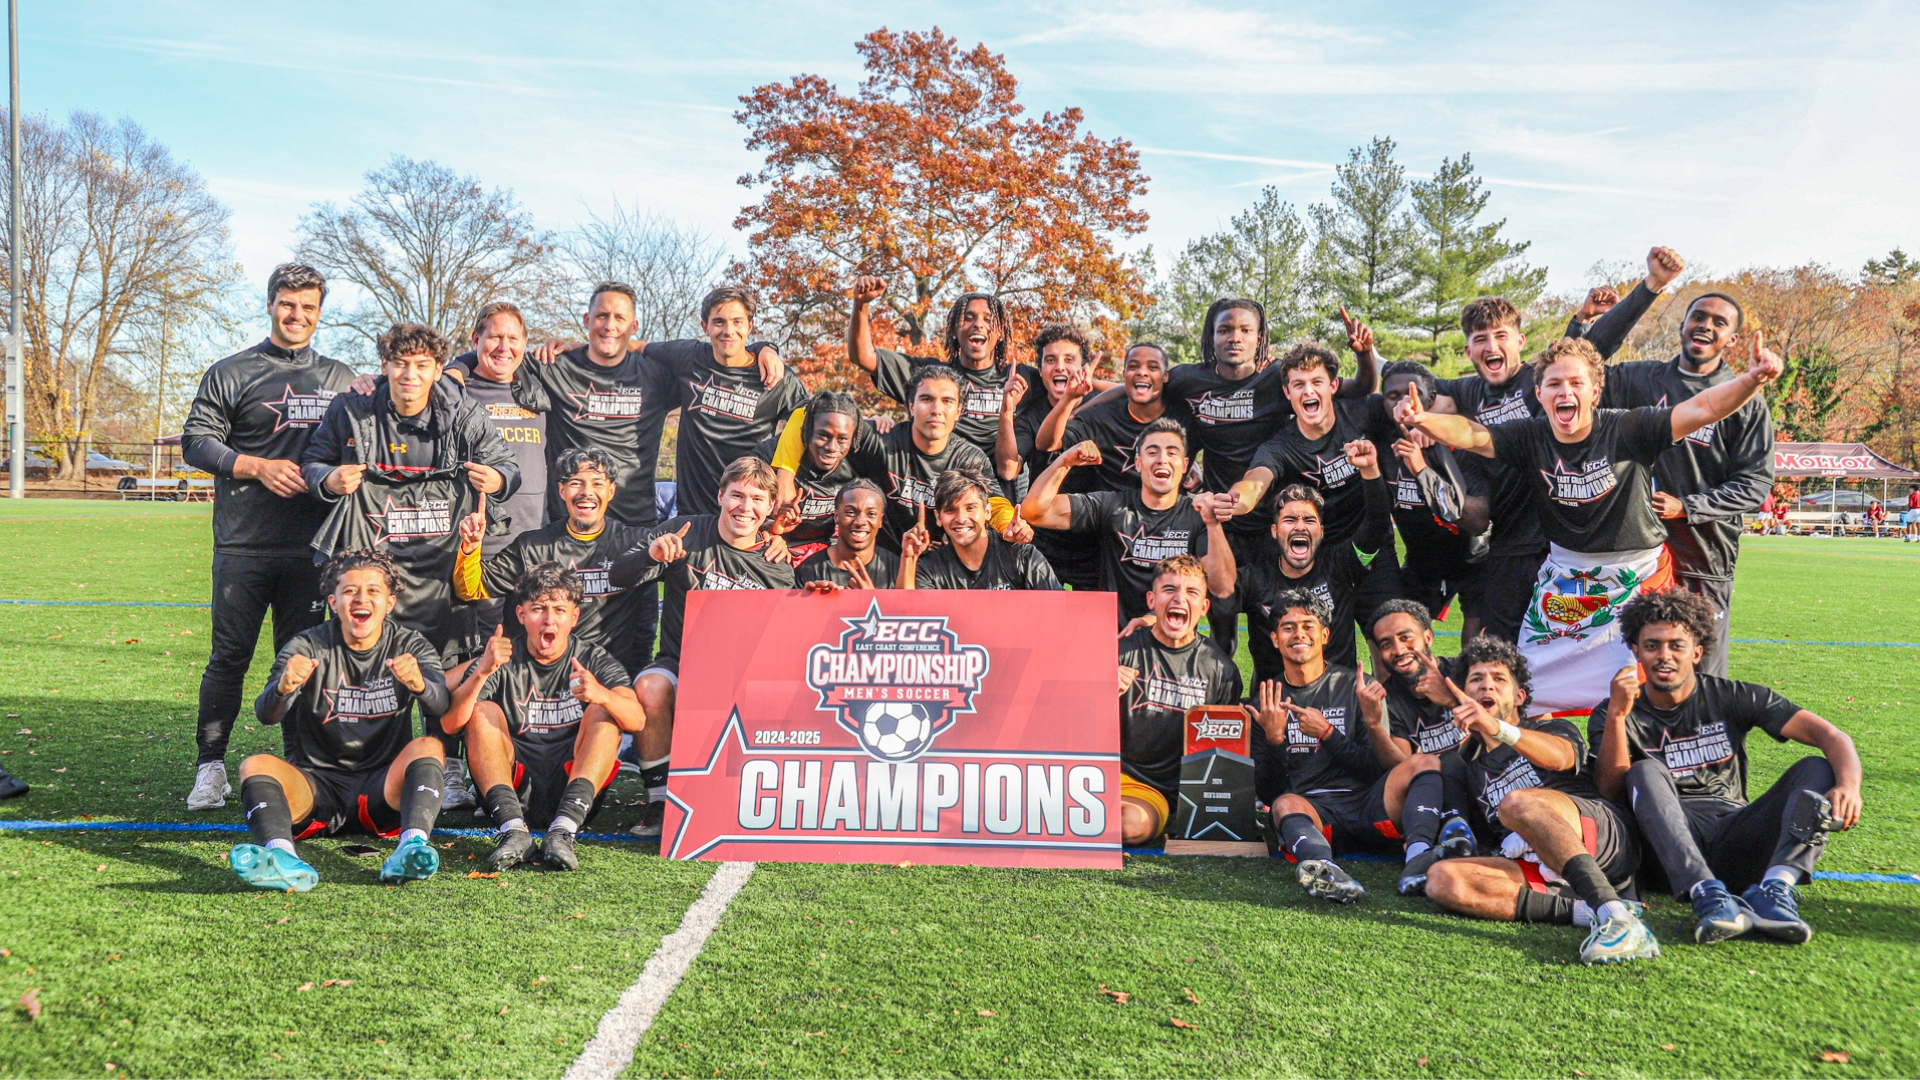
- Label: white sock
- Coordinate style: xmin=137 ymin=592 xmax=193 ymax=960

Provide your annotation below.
xmin=647 ymin=784 xmax=669 ymax=804
xmin=1403 ymin=842 xmax=1430 ymax=863
xmin=548 ymin=817 xmax=578 ymax=835
xmin=1597 ymin=899 xmax=1633 ymax=924
xmin=399 ymin=828 xmax=428 ymax=845
xmin=1572 ymin=900 xmax=1593 ymax=927
xmin=1763 ymin=864 xmax=1800 ymax=886
xmin=498 ymin=817 xmax=525 ymax=834
xmin=265 ymin=838 xmax=296 ymax=855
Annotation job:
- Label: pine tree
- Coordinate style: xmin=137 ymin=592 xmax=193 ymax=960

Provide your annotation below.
xmin=1309 ymin=137 xmax=1418 ymax=336
xmin=1405 ymin=153 xmax=1547 ymax=368
xmin=1151 ymin=187 xmax=1315 ymax=362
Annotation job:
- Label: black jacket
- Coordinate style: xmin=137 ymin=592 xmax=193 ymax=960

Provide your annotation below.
xmin=298 ymin=383 xmax=521 ymax=506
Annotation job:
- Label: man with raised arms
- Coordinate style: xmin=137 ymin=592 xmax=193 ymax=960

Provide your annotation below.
xmin=1020 ymin=419 xmax=1235 ymax=625
xmin=1375 ymin=361 xmax=1489 ymax=620
xmin=1115 ymin=556 xmax=1244 ymax=846
xmin=900 ymin=467 xmax=1059 ymax=591
xmin=609 ymin=458 xmax=796 ymax=837
xmin=440 ymin=564 xmax=643 ymax=872
xmin=996 ymin=323 xmax=1106 ymax=589
xmin=181 ymin=263 xmax=355 ymax=810
xmin=794 ymin=480 xmax=901 ymax=591
xmin=764 ymin=390 xmax=865 ymax=566
xmin=1595 ymin=590 xmax=1861 ymax=946
xmin=227 ymin=551 xmax=451 ymax=892
xmin=1395 ymin=335 xmax=1783 ymax=714
xmin=1420 ymin=634 xmax=1660 ymax=966
xmin=1056 ymin=342 xmax=1187 ymax=495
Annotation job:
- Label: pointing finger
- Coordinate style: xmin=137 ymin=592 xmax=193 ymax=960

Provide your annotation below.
xmin=676 ymin=522 xmax=692 ymax=537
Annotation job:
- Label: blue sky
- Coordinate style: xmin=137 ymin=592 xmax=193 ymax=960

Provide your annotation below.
xmin=28 ymin=1 xmax=1919 ymax=300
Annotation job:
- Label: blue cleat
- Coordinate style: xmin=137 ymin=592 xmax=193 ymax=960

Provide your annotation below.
xmin=378 ymin=835 xmax=440 ymax=883
xmin=1742 ymin=879 xmax=1813 ymax=944
xmin=229 ymin=844 xmax=318 ymax=893
xmin=1690 ymin=878 xmax=1753 ymax=944
xmin=1437 ymin=815 xmax=1476 ymax=859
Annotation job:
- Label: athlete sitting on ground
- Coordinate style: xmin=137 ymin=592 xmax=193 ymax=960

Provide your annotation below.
xmin=795 ymin=479 xmax=901 ymax=590
xmin=228 ymin=550 xmax=451 ymax=892
xmin=440 ymin=563 xmax=644 ymax=871
xmin=1115 ymin=556 xmax=1244 ymax=846
xmin=1420 ymin=635 xmax=1659 ymax=965
xmin=1594 ymin=589 xmax=1862 ymax=945
xmin=1366 ymin=600 xmax=1478 ymax=895
xmin=899 ymin=466 xmax=1056 ymax=590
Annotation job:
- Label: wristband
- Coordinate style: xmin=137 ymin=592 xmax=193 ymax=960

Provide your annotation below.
xmin=1495 ymin=721 xmax=1522 ymax=747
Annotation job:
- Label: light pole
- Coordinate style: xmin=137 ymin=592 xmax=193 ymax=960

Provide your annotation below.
xmin=4 ymin=0 xmax=19 ymax=499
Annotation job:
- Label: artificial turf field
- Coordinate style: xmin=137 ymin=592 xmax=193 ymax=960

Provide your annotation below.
xmin=0 ymin=500 xmax=1914 ymax=1079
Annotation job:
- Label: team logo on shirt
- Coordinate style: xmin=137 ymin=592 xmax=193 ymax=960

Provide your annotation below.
xmin=566 ymin=382 xmax=646 ymax=422
xmin=1541 ymin=456 xmax=1619 ymax=504
xmin=1107 ymin=440 xmax=1141 ymax=475
xmin=1140 ymin=673 xmax=1210 ymax=712
xmin=567 ymin=558 xmax=616 ymax=598
xmin=685 ymin=374 xmax=763 ymax=421
xmin=1285 ymin=705 xmax=1345 ymax=752
xmin=260 ymin=384 xmax=337 ymax=432
xmin=1657 ymin=721 xmax=1734 ymax=777
xmin=887 ymin=473 xmax=936 ymax=509
xmin=805 ymin=600 xmax=990 ymax=762
xmin=797 ymin=490 xmax=839 ymax=520
xmin=1411 ymin=712 xmax=1462 ymax=754
xmin=1308 ymin=452 xmax=1356 ymax=489
xmin=1479 ymin=754 xmax=1544 ymax=822
xmin=321 ymin=677 xmax=400 ymax=724
xmin=1117 ymin=526 xmax=1193 ymax=565
xmin=1191 ymin=387 xmax=1256 ymax=424
xmin=367 ymin=496 xmax=453 ymax=543
xmin=1477 ymin=387 xmax=1532 ymax=427
xmin=695 ymin=566 xmax=768 ymax=591
xmin=1393 ymin=477 xmax=1424 ymax=509
xmin=517 ymin=687 xmax=585 ymax=730
xmin=962 ymin=384 xmax=1004 ymax=418
xmin=1653 ymin=393 xmax=1716 ymax=447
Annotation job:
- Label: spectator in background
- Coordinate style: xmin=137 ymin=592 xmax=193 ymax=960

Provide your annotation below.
xmin=1865 ymin=500 xmax=1886 ymax=537
xmin=1904 ymin=488 xmax=1920 ymax=542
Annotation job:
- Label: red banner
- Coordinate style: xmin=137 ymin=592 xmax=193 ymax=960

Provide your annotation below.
xmin=663 ymin=590 xmax=1122 ymax=868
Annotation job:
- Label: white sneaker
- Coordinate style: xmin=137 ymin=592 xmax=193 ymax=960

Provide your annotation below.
xmin=187 ymin=761 xmax=231 ymax=811
xmin=441 ymin=759 xmax=476 ymax=810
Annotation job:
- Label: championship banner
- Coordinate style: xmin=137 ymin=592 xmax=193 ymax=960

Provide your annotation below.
xmin=663 ymin=590 xmax=1122 ymax=868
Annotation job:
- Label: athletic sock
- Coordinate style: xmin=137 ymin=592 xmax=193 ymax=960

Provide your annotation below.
xmin=553 ymin=776 xmax=598 ymax=831
xmin=1401 ymin=770 xmax=1445 ymax=851
xmin=266 ymin=838 xmax=296 ymax=855
xmin=399 ymin=757 xmax=444 ymax=837
xmin=482 ymin=784 xmax=526 ymax=832
xmin=1571 ymin=899 xmax=1632 ymax=928
xmin=1403 ymin=842 xmax=1431 ymax=863
xmin=239 ymin=775 xmax=294 ymax=848
xmin=1513 ymin=889 xmax=1577 ymax=924
xmin=1763 ymin=864 xmax=1800 ymax=886
xmin=1278 ymin=813 xmax=1334 ymax=864
xmin=1559 ymin=853 xmax=1622 ymax=909
xmin=641 ymin=757 xmax=670 ymax=804
xmin=398 ymin=828 xmax=428 ymax=845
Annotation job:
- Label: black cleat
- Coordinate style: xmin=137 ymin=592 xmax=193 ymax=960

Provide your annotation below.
xmin=629 ymin=800 xmax=665 ymax=840
xmin=1397 ymin=847 xmax=1444 ymax=896
xmin=541 ymin=827 xmax=579 ymax=871
xmin=1785 ymin=789 xmax=1837 ymax=845
xmin=1298 ymin=858 xmax=1366 ymax=903
xmin=489 ymin=827 xmax=536 ymax=871
xmin=1437 ymin=815 xmax=1476 ymax=859
xmin=0 ymin=767 xmax=26 ymax=800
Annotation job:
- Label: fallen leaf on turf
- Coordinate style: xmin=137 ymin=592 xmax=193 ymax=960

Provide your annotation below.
xmin=17 ymin=988 xmax=39 ymax=1020
xmin=105 ymin=955 xmax=119 ymax=962
xmin=1821 ymin=1051 xmax=1850 ymax=1064
xmin=1183 ymin=987 xmax=1200 ymax=1005
xmin=273 ymin=918 xmax=290 ymax=925
xmin=94 ymin=865 xmax=105 ymax=872
xmin=1660 ymin=1045 xmax=1676 ymax=1051
xmin=1098 ymin=984 xmax=1130 ymax=1004
xmin=1417 ymin=1057 xmax=1428 ymax=1067
xmin=563 ymin=913 xmax=585 ymax=920
xmin=124 ymin=638 xmax=138 ymax=644
xmin=104 ymin=1063 xmax=115 ymax=1071
xmin=466 ymin=871 xmax=499 ymax=879
xmin=1170 ymin=1017 xmax=1196 ymax=1029
xmin=296 ymin=983 xmax=314 ymax=992
xmin=976 ymin=1010 xmax=995 ymax=1017
xmin=1575 ymin=1072 xmax=1588 ymax=1077
xmin=322 ymin=980 xmax=352 ymax=987
xmin=532 ymin=977 xmax=546 ymax=986
xmin=497 ymin=1006 xmax=508 ymax=1016
xmin=53 ymin=768 xmax=67 ymax=773
xmin=898 ymin=860 xmax=912 ymax=868
xmin=0 ymin=949 xmax=9 ymax=957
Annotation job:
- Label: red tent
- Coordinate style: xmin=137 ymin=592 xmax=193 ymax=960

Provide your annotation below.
xmin=1771 ymin=442 xmax=1918 ymax=478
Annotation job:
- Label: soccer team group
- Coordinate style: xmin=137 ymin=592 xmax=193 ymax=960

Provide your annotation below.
xmin=172 ymin=245 xmax=1862 ymax=967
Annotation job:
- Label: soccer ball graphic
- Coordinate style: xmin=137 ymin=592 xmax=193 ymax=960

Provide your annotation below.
xmin=859 ymin=701 xmax=935 ymax=761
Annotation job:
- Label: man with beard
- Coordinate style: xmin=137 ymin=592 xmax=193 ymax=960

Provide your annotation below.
xmin=1376 ymin=361 xmax=1489 ymax=620
xmin=1597 ymin=293 xmax=1774 ymax=677
xmin=439 ymin=564 xmax=643 ymax=872
xmin=766 ymin=390 xmax=864 ymax=566
xmin=901 ymin=467 xmax=1059 ymax=591
xmin=1421 ymin=635 xmax=1660 ymax=966
xmin=1367 ymin=599 xmax=1479 ymax=891
xmin=1116 ymin=556 xmax=1244 ymax=846
xmin=182 ymin=263 xmax=355 ymax=810
xmin=847 ymin=276 xmax=1041 ymax=460
xmin=997 ymin=323 xmax=1106 ymax=589
xmin=1252 ymin=590 xmax=1451 ymax=905
xmin=1595 ymin=590 xmax=1862 ymax=946
xmin=1021 ymin=420 xmax=1236 ymax=625
xmin=1396 ymin=335 xmax=1783 ymax=715
xmin=795 ymin=480 xmax=900 ymax=590
xmin=609 ymin=458 xmax=796 ymax=837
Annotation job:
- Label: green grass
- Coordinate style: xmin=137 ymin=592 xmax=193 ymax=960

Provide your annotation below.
xmin=0 ymin=503 xmax=1915 ymax=1078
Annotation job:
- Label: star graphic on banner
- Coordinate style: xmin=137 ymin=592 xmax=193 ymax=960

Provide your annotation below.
xmin=843 ymin=598 xmax=885 ymax=642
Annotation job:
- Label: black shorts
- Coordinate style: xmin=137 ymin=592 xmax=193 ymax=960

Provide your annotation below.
xmin=1458 ymin=549 xmax=1546 ymax=641
xmin=295 ymin=765 xmax=399 ymax=839
xmin=1516 ymin=793 xmax=1639 ymax=898
xmin=1305 ymin=775 xmax=1401 ymax=855
xmin=637 ymin=655 xmax=679 ymax=683
xmin=511 ymin=731 xmax=616 ymax=830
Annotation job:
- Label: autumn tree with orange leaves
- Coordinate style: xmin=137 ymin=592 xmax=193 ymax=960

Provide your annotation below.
xmin=731 ymin=27 xmax=1150 ymax=390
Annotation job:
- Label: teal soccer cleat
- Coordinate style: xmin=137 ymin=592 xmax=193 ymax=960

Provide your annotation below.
xmin=1580 ymin=909 xmax=1661 ymax=965
xmin=229 ymin=844 xmax=319 ymax=893
xmin=378 ymin=834 xmax=440 ymax=883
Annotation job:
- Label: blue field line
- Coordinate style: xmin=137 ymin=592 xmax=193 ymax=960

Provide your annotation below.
xmin=0 ymin=598 xmax=211 ymax=609
xmin=0 ymin=819 xmax=1913 ymax=884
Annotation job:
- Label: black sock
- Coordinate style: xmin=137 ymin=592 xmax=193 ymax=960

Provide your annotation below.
xmin=1278 ymin=813 xmax=1334 ymax=863
xmin=1558 ymin=853 xmax=1622 ymax=909
xmin=554 ymin=776 xmax=599 ymax=829
xmin=1513 ymin=889 xmax=1578 ymax=924
xmin=639 ymin=760 xmax=669 ymax=793
xmin=1402 ymin=770 xmax=1445 ymax=852
xmin=483 ymin=784 xmax=525 ymax=831
xmin=240 ymin=775 xmax=294 ymax=847
xmin=399 ymin=757 xmax=444 ymax=836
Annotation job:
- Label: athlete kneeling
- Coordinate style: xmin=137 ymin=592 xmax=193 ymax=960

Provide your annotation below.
xmin=441 ymin=563 xmax=644 ymax=871
xmin=1422 ymin=635 xmax=1658 ymax=965
xmin=229 ymin=550 xmax=451 ymax=892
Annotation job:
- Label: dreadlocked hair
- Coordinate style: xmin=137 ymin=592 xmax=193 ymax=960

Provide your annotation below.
xmin=1201 ymin=298 xmax=1271 ymax=369
xmin=942 ymin=292 xmax=1010 ymax=370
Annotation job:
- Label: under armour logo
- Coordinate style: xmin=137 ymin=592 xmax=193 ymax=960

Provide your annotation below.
xmin=1414 ymin=804 xmax=1441 ymax=815
xmin=246 ymin=801 xmax=266 ymax=818
xmin=416 ymin=785 xmax=440 ymax=796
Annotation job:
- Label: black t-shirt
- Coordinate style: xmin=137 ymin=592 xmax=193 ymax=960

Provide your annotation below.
xmin=649 ymin=340 xmax=811 ymax=516
xmin=1487 ymin=408 xmax=1677 ymax=554
xmin=1164 ymin=361 xmax=1291 ymax=533
xmin=773 ymin=435 xmax=859 ymax=547
xmin=1458 ymin=718 xmax=1597 ymax=828
xmin=1588 ymin=675 xmax=1800 ymax=805
xmin=180 ymin=339 xmax=356 ymax=556
xmin=1437 ymin=369 xmax=1545 ymax=556
xmin=450 ymin=356 xmax=549 ymax=553
xmin=307 ymin=468 xmax=480 ymax=655
xmin=473 ymin=520 xmax=652 ymax=674
xmin=1248 ymin=396 xmax=1395 ymax=549
xmin=1234 ymin=475 xmax=1390 ymax=681
xmin=794 ymin=545 xmax=901 ymax=589
xmin=258 ymin=621 xmax=449 ymax=773
xmin=614 ymin=516 xmax=796 ymax=665
xmin=1066 ymin=489 xmax=1212 ymax=622
xmin=1117 ymin=628 xmax=1244 ymax=799
xmin=844 ymin=422 xmax=1003 ymax=550
xmin=1016 ymin=402 xmax=1102 ymax=580
xmin=1383 ymin=439 xmax=1478 ymax=576
xmin=912 ymin=534 xmax=1062 ymax=590
xmin=511 ymin=347 xmax=675 ymax=528
xmin=1059 ymin=397 xmax=1191 ymax=494
xmin=870 ymin=348 xmax=1040 ymax=459
xmin=477 ymin=637 xmax=630 ymax=747
xmin=1253 ymin=664 xmax=1383 ymax=804
xmin=1384 ymin=675 xmax=1465 ymax=757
